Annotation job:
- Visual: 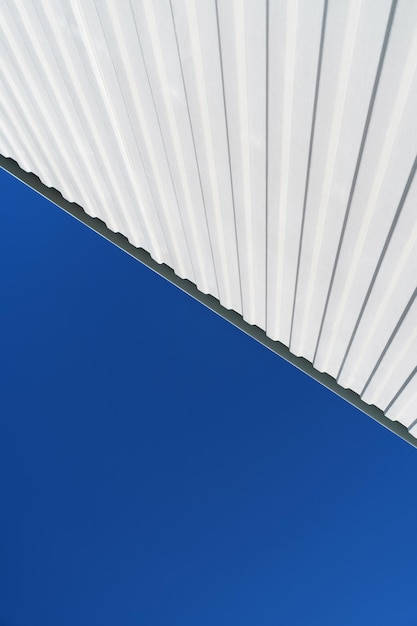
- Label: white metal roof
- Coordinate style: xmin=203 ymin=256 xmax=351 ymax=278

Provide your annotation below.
xmin=1 ymin=0 xmax=417 ymax=443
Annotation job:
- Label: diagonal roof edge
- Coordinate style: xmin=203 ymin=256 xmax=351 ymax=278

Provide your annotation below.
xmin=2 ymin=153 xmax=416 ymax=450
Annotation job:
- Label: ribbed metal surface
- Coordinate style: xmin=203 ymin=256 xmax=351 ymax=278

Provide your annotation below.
xmin=1 ymin=0 xmax=417 ymax=441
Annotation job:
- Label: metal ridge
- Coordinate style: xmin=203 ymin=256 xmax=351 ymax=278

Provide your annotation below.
xmin=2 ymin=153 xmax=416 ymax=449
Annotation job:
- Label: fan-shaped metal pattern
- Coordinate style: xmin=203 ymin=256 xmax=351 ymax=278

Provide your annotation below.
xmin=1 ymin=0 xmax=417 ymax=441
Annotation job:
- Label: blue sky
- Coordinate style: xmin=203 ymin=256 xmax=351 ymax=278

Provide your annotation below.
xmin=1 ymin=166 xmax=417 ymax=626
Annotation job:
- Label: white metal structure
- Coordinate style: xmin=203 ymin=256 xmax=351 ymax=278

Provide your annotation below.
xmin=1 ymin=0 xmax=417 ymax=444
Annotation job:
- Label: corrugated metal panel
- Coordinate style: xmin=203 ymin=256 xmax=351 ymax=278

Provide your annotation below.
xmin=1 ymin=0 xmax=417 ymax=443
